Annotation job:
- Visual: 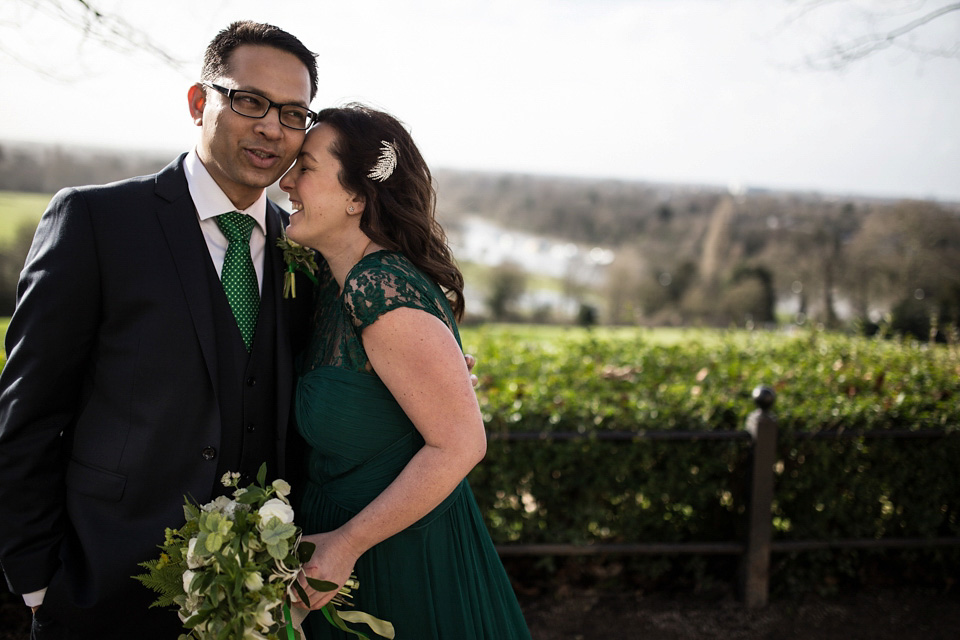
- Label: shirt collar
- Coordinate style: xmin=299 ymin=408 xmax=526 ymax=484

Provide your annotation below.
xmin=184 ymin=149 xmax=267 ymax=233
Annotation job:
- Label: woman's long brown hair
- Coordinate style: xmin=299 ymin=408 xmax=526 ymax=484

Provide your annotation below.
xmin=314 ymin=103 xmax=464 ymax=320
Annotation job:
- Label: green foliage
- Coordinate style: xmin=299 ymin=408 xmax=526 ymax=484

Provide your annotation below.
xmin=462 ymin=325 xmax=960 ymax=593
xmin=133 ymin=559 xmax=189 ymax=608
xmin=0 ymin=191 xmax=47 ymax=241
xmin=0 ymin=192 xmax=45 ymax=316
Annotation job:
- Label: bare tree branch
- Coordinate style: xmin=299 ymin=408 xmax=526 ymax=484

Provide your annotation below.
xmin=1 ymin=0 xmax=190 ymax=81
xmin=785 ymin=0 xmax=960 ymax=69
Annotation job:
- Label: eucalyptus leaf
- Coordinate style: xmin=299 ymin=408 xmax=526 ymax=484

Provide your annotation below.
xmin=204 ymin=531 xmax=224 ymax=553
xmin=293 ymin=580 xmax=312 ymax=608
xmin=322 ymin=605 xmax=370 ymax=639
xmin=297 ymin=541 xmax=316 ymax=562
xmin=307 ymin=577 xmax=338 ymax=592
xmin=339 ymin=611 xmax=396 ymax=639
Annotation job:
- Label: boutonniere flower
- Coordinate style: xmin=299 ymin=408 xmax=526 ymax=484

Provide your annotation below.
xmin=277 ymin=231 xmax=319 ymax=299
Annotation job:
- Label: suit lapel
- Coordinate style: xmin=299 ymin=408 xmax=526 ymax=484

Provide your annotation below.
xmin=265 ymin=203 xmax=293 ymax=446
xmin=154 ymin=156 xmax=220 ymax=391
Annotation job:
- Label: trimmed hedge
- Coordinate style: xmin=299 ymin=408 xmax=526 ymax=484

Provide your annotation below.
xmin=461 ymin=326 xmax=960 ymax=593
xmin=1 ymin=324 xmax=956 ymax=593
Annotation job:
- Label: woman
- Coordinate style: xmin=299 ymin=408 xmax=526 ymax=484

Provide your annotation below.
xmin=279 ymin=104 xmax=531 ymax=639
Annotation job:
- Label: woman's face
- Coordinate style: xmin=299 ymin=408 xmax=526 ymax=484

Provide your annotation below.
xmin=279 ymin=123 xmax=361 ymax=250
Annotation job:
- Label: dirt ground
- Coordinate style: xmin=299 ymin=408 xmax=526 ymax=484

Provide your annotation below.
xmin=517 ymin=587 xmax=960 ymax=640
xmin=3 ymin=586 xmax=959 ymax=639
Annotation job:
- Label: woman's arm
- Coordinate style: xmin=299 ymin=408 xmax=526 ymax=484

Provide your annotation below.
xmin=296 ymin=306 xmax=486 ymax=609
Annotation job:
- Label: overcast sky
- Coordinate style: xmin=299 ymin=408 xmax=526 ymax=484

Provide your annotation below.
xmin=2 ymin=0 xmax=959 ymax=201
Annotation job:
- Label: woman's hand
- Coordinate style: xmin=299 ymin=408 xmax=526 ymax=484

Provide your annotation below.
xmin=293 ymin=530 xmax=362 ymax=611
xmin=464 ymin=353 xmax=478 ymax=388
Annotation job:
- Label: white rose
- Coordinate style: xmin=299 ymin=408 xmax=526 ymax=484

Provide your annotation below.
xmin=186 ymin=537 xmax=204 ymax=569
xmin=257 ymin=498 xmax=294 ymax=528
xmin=183 ymin=569 xmax=197 ymax=594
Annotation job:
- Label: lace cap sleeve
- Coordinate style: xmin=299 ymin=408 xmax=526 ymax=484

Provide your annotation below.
xmin=342 ymin=252 xmax=452 ymax=333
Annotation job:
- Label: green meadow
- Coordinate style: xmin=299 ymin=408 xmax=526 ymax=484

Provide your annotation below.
xmin=0 ymin=191 xmax=48 ymax=242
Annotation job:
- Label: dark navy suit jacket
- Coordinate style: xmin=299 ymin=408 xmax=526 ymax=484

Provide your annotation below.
xmin=0 ymin=154 xmax=308 ymax=637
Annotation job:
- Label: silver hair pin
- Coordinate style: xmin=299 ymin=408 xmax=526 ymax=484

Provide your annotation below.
xmin=367 ymin=140 xmax=398 ymax=182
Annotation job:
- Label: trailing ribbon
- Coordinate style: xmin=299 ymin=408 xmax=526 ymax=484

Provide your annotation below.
xmin=284 ymin=602 xmax=296 ymax=640
xmin=283 ymin=263 xmax=319 ymax=299
xmin=277 ymin=234 xmax=320 ymax=299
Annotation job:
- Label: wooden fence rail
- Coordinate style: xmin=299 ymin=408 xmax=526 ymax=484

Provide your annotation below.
xmin=489 ymin=385 xmax=960 ymax=608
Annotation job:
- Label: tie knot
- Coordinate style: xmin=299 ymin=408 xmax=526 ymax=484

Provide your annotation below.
xmin=216 ymin=212 xmax=256 ymax=244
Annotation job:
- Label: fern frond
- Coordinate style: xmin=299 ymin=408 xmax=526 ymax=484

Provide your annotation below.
xmin=134 ymin=560 xmax=186 ymax=608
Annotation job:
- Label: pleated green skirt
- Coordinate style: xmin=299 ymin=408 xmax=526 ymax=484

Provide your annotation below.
xmin=297 ymin=367 xmax=531 ymax=640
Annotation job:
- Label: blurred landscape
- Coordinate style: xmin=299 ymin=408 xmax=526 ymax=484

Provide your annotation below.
xmin=2 ymin=3 xmax=959 ymax=636
xmin=2 ymin=143 xmax=959 ymax=637
xmin=3 ymin=140 xmax=959 ymax=339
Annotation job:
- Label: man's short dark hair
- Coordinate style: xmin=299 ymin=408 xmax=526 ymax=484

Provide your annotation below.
xmin=202 ymin=20 xmax=319 ymax=101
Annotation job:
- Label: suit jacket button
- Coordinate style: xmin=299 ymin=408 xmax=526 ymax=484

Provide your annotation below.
xmin=201 ymin=446 xmax=217 ymax=460
xmin=246 ymin=376 xmax=257 ymax=387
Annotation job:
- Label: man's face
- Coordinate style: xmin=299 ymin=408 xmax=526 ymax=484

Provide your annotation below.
xmin=193 ymin=44 xmax=312 ymax=210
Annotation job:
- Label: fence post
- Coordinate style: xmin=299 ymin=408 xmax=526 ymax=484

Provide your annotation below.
xmin=741 ymin=385 xmax=777 ymax=608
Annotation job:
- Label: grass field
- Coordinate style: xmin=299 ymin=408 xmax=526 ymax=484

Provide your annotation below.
xmin=0 ymin=191 xmax=48 ymax=242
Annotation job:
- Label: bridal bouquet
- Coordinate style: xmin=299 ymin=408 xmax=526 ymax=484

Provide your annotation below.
xmin=135 ymin=464 xmax=393 ymax=639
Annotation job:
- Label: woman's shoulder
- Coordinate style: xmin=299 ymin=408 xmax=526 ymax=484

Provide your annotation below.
xmin=344 ymin=250 xmax=430 ymax=294
xmin=342 ymin=251 xmax=447 ymax=329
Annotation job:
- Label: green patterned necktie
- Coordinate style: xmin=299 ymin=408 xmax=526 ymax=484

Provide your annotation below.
xmin=216 ymin=212 xmax=260 ymax=351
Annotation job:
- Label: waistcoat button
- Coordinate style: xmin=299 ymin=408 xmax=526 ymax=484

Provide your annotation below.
xmin=201 ymin=446 xmax=217 ymax=460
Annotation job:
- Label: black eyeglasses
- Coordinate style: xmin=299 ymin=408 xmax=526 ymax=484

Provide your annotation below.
xmin=202 ymin=82 xmax=316 ymax=130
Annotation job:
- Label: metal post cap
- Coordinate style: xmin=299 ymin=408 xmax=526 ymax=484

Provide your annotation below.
xmin=752 ymin=385 xmax=776 ymax=411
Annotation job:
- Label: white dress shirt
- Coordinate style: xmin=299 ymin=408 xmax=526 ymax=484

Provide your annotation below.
xmin=184 ymin=149 xmax=267 ymax=291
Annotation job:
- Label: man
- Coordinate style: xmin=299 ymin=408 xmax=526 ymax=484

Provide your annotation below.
xmin=0 ymin=21 xmax=318 ymax=639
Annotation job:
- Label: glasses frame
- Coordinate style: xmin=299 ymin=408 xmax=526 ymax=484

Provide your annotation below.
xmin=201 ymin=82 xmax=317 ymax=131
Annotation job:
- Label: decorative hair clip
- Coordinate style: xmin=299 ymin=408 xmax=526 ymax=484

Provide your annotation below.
xmin=367 ymin=140 xmax=398 ymax=182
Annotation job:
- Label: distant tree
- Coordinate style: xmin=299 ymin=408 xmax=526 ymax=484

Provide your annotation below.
xmin=771 ymin=201 xmax=861 ymax=328
xmin=0 ymin=145 xmax=45 ymax=192
xmin=644 ymin=260 xmax=699 ymax=322
xmin=576 ymin=303 xmax=597 ymax=328
xmin=851 ymin=200 xmax=960 ymax=338
xmin=604 ymin=248 xmax=647 ymax=324
xmin=0 ymin=223 xmax=36 ymax=316
xmin=729 ymin=265 xmax=777 ymax=325
xmin=486 ymin=262 xmax=528 ymax=322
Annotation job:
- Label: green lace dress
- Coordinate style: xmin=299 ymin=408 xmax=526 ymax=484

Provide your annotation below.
xmin=296 ymin=250 xmax=531 ymax=640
